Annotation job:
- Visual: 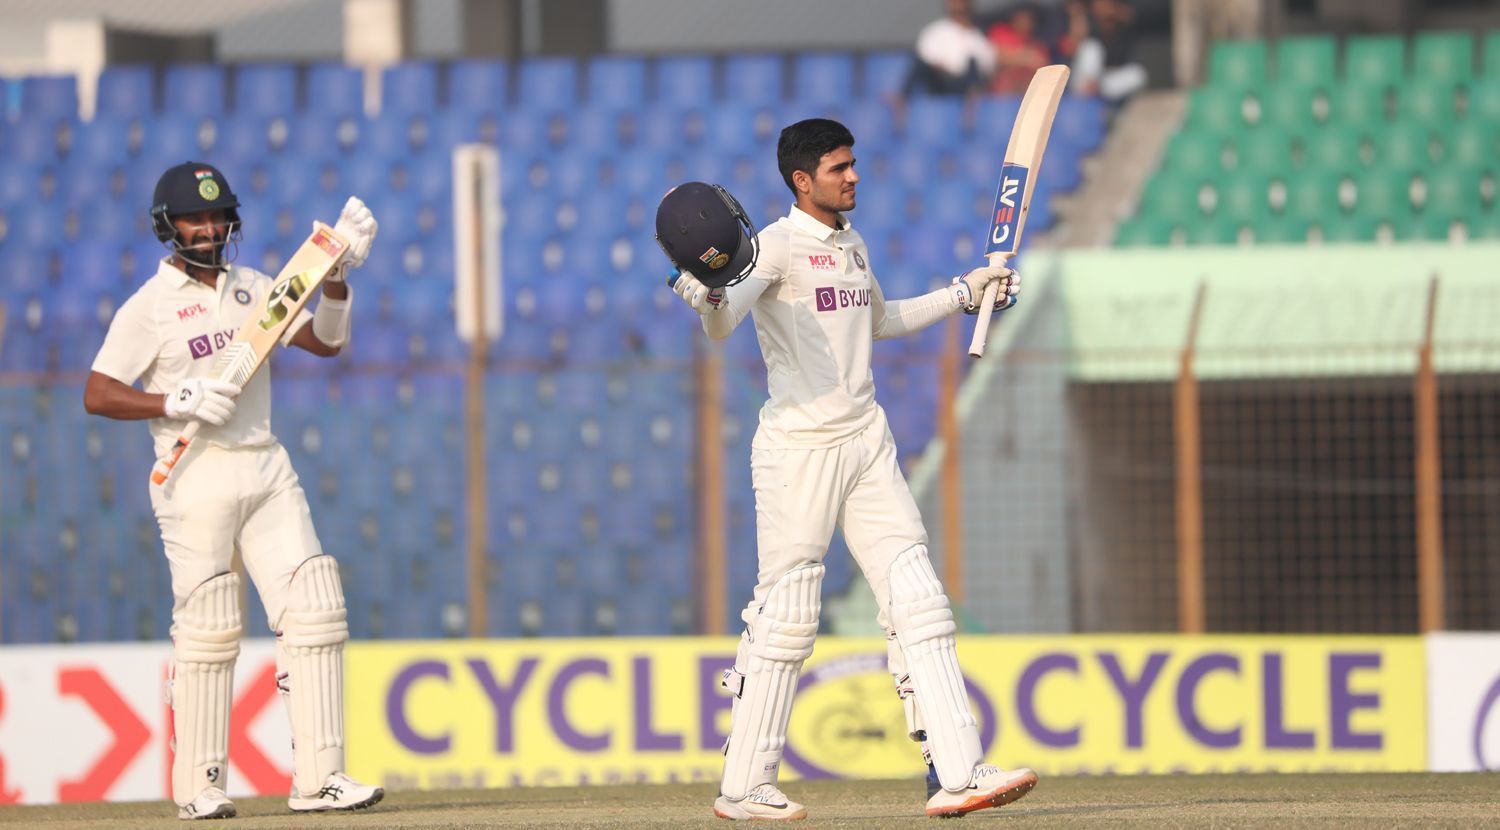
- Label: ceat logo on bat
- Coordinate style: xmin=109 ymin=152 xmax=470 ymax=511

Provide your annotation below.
xmin=986 ymin=163 xmax=1030 ymax=255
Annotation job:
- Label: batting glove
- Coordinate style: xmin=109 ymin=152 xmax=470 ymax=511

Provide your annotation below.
xmin=329 ymin=196 xmax=378 ymax=281
xmin=164 ymin=377 xmax=241 ymax=427
xmin=951 ymin=266 xmax=1020 ymax=314
xmin=671 ymin=269 xmax=725 ymax=316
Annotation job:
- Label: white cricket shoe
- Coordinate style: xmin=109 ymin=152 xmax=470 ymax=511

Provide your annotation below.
xmin=178 ymin=787 xmax=236 ymax=820
xmin=713 ymin=783 xmax=809 ymax=821
xmin=924 ymin=764 xmax=1037 ymax=818
xmin=287 ymin=771 xmax=385 ymax=812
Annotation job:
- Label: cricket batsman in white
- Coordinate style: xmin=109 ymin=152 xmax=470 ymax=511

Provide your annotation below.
xmin=83 ymin=161 xmax=383 ymax=819
xmin=658 ymin=119 xmax=1037 ymax=820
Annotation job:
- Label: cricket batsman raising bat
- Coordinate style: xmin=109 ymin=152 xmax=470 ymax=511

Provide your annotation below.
xmin=660 ymin=118 xmax=1029 ymax=821
xmin=82 ymin=161 xmax=384 ymax=820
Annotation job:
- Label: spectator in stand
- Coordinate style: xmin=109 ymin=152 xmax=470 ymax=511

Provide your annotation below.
xmin=900 ymin=0 xmax=995 ymax=100
xmin=1043 ymin=0 xmax=1092 ymax=65
xmin=987 ymin=3 xmax=1051 ymax=94
xmin=1071 ymin=0 xmax=1147 ymax=102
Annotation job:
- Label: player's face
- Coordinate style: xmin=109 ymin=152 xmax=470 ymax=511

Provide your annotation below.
xmin=172 ymin=209 xmax=230 ymax=249
xmin=809 ymin=147 xmax=858 ymax=214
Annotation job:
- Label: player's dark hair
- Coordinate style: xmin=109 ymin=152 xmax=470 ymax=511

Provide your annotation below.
xmin=777 ymin=118 xmax=855 ymax=194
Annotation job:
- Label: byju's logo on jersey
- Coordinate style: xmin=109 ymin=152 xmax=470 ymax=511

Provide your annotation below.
xmin=986 ymin=163 xmax=1029 ymax=255
xmin=188 ymin=329 xmax=236 ymax=360
xmin=815 ymin=286 xmax=870 ymax=312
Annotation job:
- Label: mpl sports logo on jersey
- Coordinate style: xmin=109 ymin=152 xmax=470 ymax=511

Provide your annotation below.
xmin=808 ymin=254 xmax=837 ymax=270
xmin=815 ymin=286 xmax=871 ymax=312
xmin=985 ymin=163 xmax=1029 ymax=255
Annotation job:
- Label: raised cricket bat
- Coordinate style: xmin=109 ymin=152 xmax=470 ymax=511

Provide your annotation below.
xmin=969 ymin=64 xmax=1069 ymax=358
xmin=150 ymin=221 xmax=350 ymax=486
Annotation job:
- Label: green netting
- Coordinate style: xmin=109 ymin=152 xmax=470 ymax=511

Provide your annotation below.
xmin=1345 ymin=35 xmax=1406 ymax=86
xmin=1412 ymin=31 xmax=1475 ymax=81
xmin=1209 ymin=40 xmax=1269 ymax=87
xmin=1276 ymin=36 xmax=1337 ymax=86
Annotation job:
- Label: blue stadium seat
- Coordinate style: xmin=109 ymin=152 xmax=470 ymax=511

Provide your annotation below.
xmin=305 ymin=63 xmax=364 ymax=116
xmin=381 ymin=62 xmax=438 ymax=114
xmin=1053 ymin=95 xmax=1107 ymax=151
xmin=500 ymin=109 xmax=567 ymax=153
xmin=976 ymin=94 xmax=1023 ymax=134
xmin=21 ymin=76 xmax=78 ymax=118
xmin=862 ymin=50 xmax=913 ymax=100
xmin=587 ymin=55 xmax=647 ymax=106
xmin=840 ymin=100 xmax=898 ymax=150
xmin=342 ymin=155 xmax=393 ymax=198
xmin=4 ymin=118 xmax=72 ymax=166
xmin=405 ymin=151 xmax=453 ymax=203
xmin=517 ymin=57 xmax=578 ymax=108
xmin=653 ymin=55 xmax=715 ymax=104
xmin=793 ymin=52 xmax=856 ymax=105
xmin=0 ymin=248 xmax=48 ymax=297
xmin=62 ymin=244 xmax=130 ymax=294
xmin=74 ymin=116 xmax=142 ymax=166
xmin=163 ymin=65 xmax=227 ymax=116
xmin=141 ymin=114 xmax=216 ymax=167
xmin=217 ymin=113 xmax=293 ymax=163
xmin=921 ymin=179 xmax=982 ymax=228
xmin=448 ymin=60 xmax=508 ymax=112
xmin=723 ymin=54 xmax=784 ymax=104
xmin=97 ymin=66 xmax=155 ymax=116
xmin=701 ymin=103 xmax=780 ymax=154
xmin=570 ymin=108 xmax=629 ymax=153
xmin=287 ymin=111 xmax=361 ymax=159
xmin=906 ymin=97 xmax=966 ymax=147
xmin=234 ymin=63 xmax=297 ymax=115
xmin=364 ymin=112 xmax=425 ymax=157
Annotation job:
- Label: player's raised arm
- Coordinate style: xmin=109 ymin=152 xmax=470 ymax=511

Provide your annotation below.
xmin=655 ymin=182 xmax=775 ymax=340
xmin=290 ymin=196 xmax=378 ymax=356
xmin=868 ymin=267 xmax=1020 ymax=341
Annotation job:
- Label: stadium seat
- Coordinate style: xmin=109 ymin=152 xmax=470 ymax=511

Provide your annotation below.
xmin=1400 ymin=80 xmax=1460 ymax=124
xmin=1162 ymin=130 xmax=1228 ymax=177
xmin=1411 ymin=31 xmax=1474 ymax=82
xmin=1114 ymin=216 xmax=1177 ymax=246
xmin=448 ymin=60 xmax=508 ymax=112
xmin=1140 ymin=173 xmax=1209 ymax=224
xmin=305 ymin=63 xmax=364 ymax=116
xmin=1275 ymin=36 xmax=1336 ymax=86
xmin=1185 ymin=214 xmax=1241 ymax=245
xmin=1186 ymin=87 xmax=1252 ymax=132
xmin=1281 ymin=170 xmax=1341 ymax=222
xmin=1259 ymin=85 xmax=1324 ymax=129
xmin=586 ymin=55 xmax=647 ymax=106
xmin=906 ymin=96 xmax=966 ymax=146
xmin=653 ymin=55 xmax=715 ymax=104
xmin=793 ymin=52 xmax=856 ymax=105
xmin=1375 ymin=124 xmax=1436 ymax=168
xmin=163 ymin=65 xmax=227 ymax=115
xmin=517 ymin=57 xmax=578 ymax=107
xmin=381 ymin=62 xmax=438 ymax=114
xmin=1251 ymin=216 xmax=1309 ymax=244
xmin=1328 ymin=83 xmax=1389 ymax=125
xmin=234 ymin=63 xmax=297 ymax=115
xmin=1298 ymin=126 xmax=1365 ymax=172
xmin=97 ymin=66 xmax=155 ymax=116
xmin=1208 ymin=40 xmax=1269 ymax=87
xmin=1484 ymin=31 xmax=1500 ymax=76
xmin=141 ymin=114 xmax=216 ymax=167
xmin=1344 ymin=35 xmax=1405 ymax=86
xmin=1445 ymin=123 xmax=1496 ymax=168
xmin=1422 ymin=166 xmax=1484 ymax=219
xmin=863 ymin=50 xmax=913 ymax=99
xmin=1053 ymin=96 xmax=1107 ymax=151
xmin=1354 ymin=170 xmax=1416 ymax=221
xmin=20 ymin=76 xmax=79 ymax=118
xmin=2 ymin=119 xmax=73 ymax=166
xmin=1238 ymin=126 xmax=1292 ymax=171
xmin=723 ymin=54 xmax=785 ymax=104
xmin=1216 ymin=174 xmax=1269 ymax=224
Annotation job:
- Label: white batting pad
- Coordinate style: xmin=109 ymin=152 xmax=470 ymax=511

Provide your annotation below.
xmin=169 ymin=571 xmax=243 ymax=806
xmin=277 ymin=555 xmax=350 ymax=796
xmin=886 ymin=547 xmax=981 ymax=791
xmin=720 ymin=562 xmax=823 ymax=801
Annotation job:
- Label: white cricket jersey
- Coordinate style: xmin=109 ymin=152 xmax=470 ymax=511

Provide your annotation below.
xmin=704 ymin=206 xmax=959 ymax=449
xmin=91 ymin=257 xmax=311 ymax=456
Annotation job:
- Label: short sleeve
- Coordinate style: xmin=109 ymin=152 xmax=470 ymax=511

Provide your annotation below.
xmin=90 ymin=287 xmax=159 ymax=386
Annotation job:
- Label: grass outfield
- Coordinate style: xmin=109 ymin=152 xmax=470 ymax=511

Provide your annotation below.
xmin=2 ymin=774 xmax=1497 ymax=828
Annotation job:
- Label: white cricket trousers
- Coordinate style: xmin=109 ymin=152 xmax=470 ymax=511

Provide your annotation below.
xmin=747 ymin=408 xmax=927 ymax=631
xmin=149 ymin=442 xmax=324 ymax=631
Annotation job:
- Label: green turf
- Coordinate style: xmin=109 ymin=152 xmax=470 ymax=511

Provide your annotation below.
xmin=1 ymin=774 xmax=1496 ymax=828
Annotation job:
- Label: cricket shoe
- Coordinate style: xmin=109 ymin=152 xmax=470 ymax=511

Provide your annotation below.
xmin=288 ymin=771 xmax=385 ymax=812
xmin=924 ymin=764 xmax=1037 ymax=818
xmin=713 ymin=783 xmax=809 ymax=821
xmin=178 ymin=787 xmax=236 ymax=820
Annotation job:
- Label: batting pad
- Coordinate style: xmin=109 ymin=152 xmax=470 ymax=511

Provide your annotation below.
xmin=720 ymin=562 xmax=823 ymax=801
xmin=277 ymin=555 xmax=349 ymax=795
xmin=887 ymin=546 xmax=981 ymax=791
xmin=169 ymin=571 xmax=243 ymax=805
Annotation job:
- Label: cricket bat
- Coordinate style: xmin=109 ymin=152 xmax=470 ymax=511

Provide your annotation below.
xmin=969 ymin=64 xmax=1070 ymax=358
xmin=150 ymin=221 xmax=350 ymax=486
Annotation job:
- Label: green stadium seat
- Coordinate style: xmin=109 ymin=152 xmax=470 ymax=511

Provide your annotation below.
xmin=1114 ymin=216 xmax=1179 ymax=246
xmin=1217 ymin=174 xmax=1271 ymax=223
xmin=1312 ymin=213 xmax=1382 ymax=243
xmin=1329 ymin=82 xmax=1391 ymax=124
xmin=1354 ymin=170 xmax=1418 ymax=221
xmin=1238 ymin=126 xmax=1294 ymax=172
xmin=1297 ymin=126 xmax=1367 ymax=172
xmin=1163 ymin=129 xmax=1231 ymax=177
xmin=1422 ymin=166 xmax=1486 ymax=218
xmin=1375 ymin=124 xmax=1438 ymax=168
xmin=1276 ymin=36 xmax=1337 ymax=86
xmin=1412 ymin=32 xmax=1474 ymax=81
xmin=1467 ymin=208 xmax=1500 ymax=240
xmin=1482 ymin=32 xmax=1500 ymax=76
xmin=1252 ymin=215 xmax=1311 ymax=244
xmin=1281 ymin=170 xmax=1342 ymax=221
xmin=1345 ymin=35 xmax=1406 ymax=86
xmin=1469 ymin=78 xmax=1500 ymax=122
xmin=1260 ymin=85 xmax=1326 ymax=128
xmin=1186 ymin=215 xmax=1241 ymax=245
xmin=1395 ymin=211 xmax=1457 ymax=242
xmin=1187 ymin=87 xmax=1254 ymax=132
xmin=1400 ymin=80 xmax=1461 ymax=124
xmin=1209 ymin=40 xmax=1269 ymax=87
xmin=1445 ymin=124 xmax=1497 ymax=168
xmin=1142 ymin=174 xmax=1211 ymax=223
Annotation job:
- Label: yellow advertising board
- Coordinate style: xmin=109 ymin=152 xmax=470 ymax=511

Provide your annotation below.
xmin=345 ymin=636 xmax=1425 ymax=789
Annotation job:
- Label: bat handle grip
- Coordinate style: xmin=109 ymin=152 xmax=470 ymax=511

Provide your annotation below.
xmin=967 ymin=281 xmax=1002 ymax=359
xmin=150 ymin=424 xmax=200 ymax=487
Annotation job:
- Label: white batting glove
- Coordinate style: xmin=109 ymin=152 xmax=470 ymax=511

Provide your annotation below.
xmin=671 ymin=269 xmax=724 ymax=316
xmin=950 ymin=266 xmax=1021 ymax=314
xmin=163 ymin=377 xmax=241 ymax=427
xmin=329 ymin=196 xmax=378 ymax=281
